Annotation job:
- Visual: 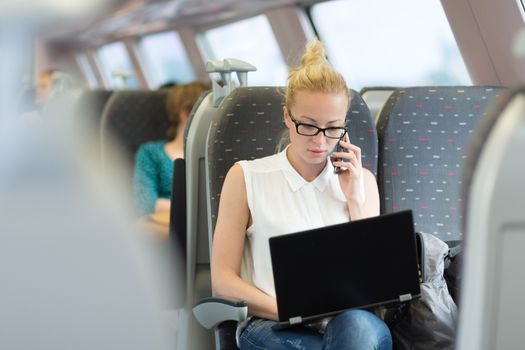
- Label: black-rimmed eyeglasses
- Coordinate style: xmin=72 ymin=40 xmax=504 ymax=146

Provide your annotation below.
xmin=288 ymin=111 xmax=347 ymax=139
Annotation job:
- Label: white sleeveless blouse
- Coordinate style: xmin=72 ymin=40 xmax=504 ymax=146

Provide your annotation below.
xmin=238 ymin=147 xmax=349 ymax=298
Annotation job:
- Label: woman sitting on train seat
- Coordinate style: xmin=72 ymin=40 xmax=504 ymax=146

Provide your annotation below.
xmin=133 ymin=81 xmax=208 ymax=216
xmin=211 ymin=39 xmax=391 ymax=350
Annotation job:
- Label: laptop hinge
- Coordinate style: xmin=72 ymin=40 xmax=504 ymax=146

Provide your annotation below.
xmin=399 ymin=293 xmax=412 ymax=302
xmin=289 ymin=316 xmax=303 ymax=325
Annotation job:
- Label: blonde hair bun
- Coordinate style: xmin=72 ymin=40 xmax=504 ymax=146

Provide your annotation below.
xmin=300 ymin=39 xmax=329 ymax=68
xmin=286 ymin=39 xmax=349 ymax=109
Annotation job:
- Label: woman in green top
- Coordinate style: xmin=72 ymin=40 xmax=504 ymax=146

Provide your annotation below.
xmin=133 ymin=81 xmax=209 ymax=216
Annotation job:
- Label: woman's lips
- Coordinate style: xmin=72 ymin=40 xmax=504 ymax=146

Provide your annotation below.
xmin=308 ymin=149 xmax=327 ymax=157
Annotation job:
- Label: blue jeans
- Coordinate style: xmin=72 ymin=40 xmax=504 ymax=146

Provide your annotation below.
xmin=239 ymin=309 xmax=392 ymax=350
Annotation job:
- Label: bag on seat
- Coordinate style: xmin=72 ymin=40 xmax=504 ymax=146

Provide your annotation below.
xmin=392 ymin=232 xmax=458 ymax=350
xmin=444 ymin=244 xmax=463 ymax=306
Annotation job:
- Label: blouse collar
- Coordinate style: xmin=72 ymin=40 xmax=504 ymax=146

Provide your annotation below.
xmin=278 ymin=146 xmax=334 ymax=192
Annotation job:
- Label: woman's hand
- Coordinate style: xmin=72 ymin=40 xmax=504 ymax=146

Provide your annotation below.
xmin=331 ymin=134 xmax=365 ymax=205
xmin=331 ymin=134 xmax=380 ymax=220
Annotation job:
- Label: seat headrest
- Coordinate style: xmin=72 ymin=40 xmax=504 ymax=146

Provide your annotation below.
xmin=100 ymin=90 xmax=170 ymax=166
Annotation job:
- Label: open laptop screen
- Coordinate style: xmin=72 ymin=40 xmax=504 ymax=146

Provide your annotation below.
xmin=269 ymin=210 xmax=420 ymax=323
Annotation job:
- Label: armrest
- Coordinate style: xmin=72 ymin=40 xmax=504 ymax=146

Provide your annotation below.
xmin=192 ymin=297 xmax=248 ymax=329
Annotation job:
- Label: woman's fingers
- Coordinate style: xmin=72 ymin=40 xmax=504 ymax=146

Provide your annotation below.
xmin=339 ymin=141 xmax=362 ymax=164
xmin=331 ymin=159 xmax=357 ymax=174
xmin=332 ymin=148 xmax=360 ymax=169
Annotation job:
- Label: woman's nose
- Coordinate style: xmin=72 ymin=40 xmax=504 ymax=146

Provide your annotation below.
xmin=311 ymin=131 xmax=326 ymax=144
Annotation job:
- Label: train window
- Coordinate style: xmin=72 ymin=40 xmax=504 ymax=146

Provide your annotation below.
xmin=96 ymin=42 xmax=140 ymax=89
xmin=199 ymin=15 xmax=288 ymax=86
xmin=76 ymin=53 xmax=99 ymax=88
xmin=310 ymin=0 xmax=471 ymax=89
xmin=138 ymin=31 xmax=195 ymax=88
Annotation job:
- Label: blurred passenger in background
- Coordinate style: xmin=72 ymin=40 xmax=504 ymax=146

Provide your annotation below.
xmin=158 ymin=81 xmax=178 ymax=89
xmin=36 ymin=69 xmax=73 ymax=104
xmin=35 ymin=69 xmax=57 ymax=106
xmin=133 ymin=81 xmax=209 ymax=216
xmin=22 ymin=69 xmax=74 ymax=120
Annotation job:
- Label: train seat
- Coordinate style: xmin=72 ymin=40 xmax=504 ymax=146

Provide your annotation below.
xmin=72 ymin=90 xmax=114 ymax=157
xmin=376 ymin=86 xmax=505 ymax=244
xmin=171 ymin=89 xmax=216 ymax=350
xmin=175 ymin=59 xmax=259 ymax=350
xmin=360 ymin=86 xmax=396 ymax=124
xmin=193 ymin=87 xmax=377 ymax=350
xmin=169 ymin=89 xmax=212 ymax=278
xmin=74 ymin=89 xmax=114 ymax=131
xmin=99 ymin=90 xmax=170 ymax=192
xmin=457 ymin=88 xmax=525 ymax=350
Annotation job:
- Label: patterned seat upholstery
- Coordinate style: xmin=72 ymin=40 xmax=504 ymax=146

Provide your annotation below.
xmin=377 ymin=86 xmax=505 ymax=242
xmin=348 ymin=89 xmax=378 ymax=177
xmin=100 ymin=90 xmax=170 ymax=173
xmin=206 ymin=87 xmax=286 ymax=231
xmin=206 ymin=87 xmax=377 ymax=231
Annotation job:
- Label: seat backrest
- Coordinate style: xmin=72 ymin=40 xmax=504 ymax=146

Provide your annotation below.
xmin=206 ymin=87 xmax=377 ymax=233
xmin=206 ymin=87 xmax=286 ymax=234
xmin=456 ymin=88 xmax=525 ymax=350
xmin=180 ymin=63 xmax=258 ymax=350
xmin=360 ymin=87 xmax=396 ymax=124
xmin=75 ymin=89 xmax=113 ymax=131
xmin=348 ymin=89 xmax=378 ymax=177
xmin=183 ymin=91 xmax=215 ymax=300
xmin=176 ymin=91 xmax=217 ymax=350
xmin=99 ymin=90 xmax=170 ymax=186
xmin=168 ymin=91 xmax=213 ymax=312
xmin=376 ymin=86 xmax=504 ymax=242
xmin=170 ymin=90 xmax=210 ymax=266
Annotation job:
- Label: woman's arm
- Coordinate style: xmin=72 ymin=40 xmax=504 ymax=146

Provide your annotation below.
xmin=346 ymin=168 xmax=379 ymax=219
xmin=211 ymin=164 xmax=279 ymax=321
xmin=133 ymin=146 xmax=160 ymax=215
xmin=154 ymin=198 xmax=171 ymax=213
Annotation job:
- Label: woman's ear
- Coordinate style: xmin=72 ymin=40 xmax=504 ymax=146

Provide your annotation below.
xmin=283 ymin=106 xmax=290 ymax=126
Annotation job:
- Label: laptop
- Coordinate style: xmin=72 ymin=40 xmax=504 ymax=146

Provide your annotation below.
xmin=269 ymin=210 xmax=420 ymax=330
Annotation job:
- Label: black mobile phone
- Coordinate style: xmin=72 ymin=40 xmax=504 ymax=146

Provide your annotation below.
xmin=332 ymin=137 xmax=346 ymax=174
